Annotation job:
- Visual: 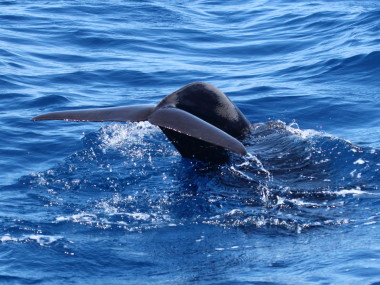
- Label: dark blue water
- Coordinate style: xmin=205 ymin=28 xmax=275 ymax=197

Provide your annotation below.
xmin=1 ymin=0 xmax=380 ymax=284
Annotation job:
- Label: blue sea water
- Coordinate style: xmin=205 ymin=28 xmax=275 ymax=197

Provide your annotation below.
xmin=1 ymin=0 xmax=380 ymax=283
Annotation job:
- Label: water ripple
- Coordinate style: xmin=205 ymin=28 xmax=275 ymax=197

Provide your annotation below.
xmin=1 ymin=0 xmax=380 ymax=283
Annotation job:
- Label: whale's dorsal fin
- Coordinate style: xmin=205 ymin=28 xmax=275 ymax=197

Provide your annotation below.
xmin=148 ymin=107 xmax=247 ymax=156
xmin=32 ymin=104 xmax=156 ymax=122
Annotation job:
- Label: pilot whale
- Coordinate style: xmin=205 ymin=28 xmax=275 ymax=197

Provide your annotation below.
xmin=32 ymin=82 xmax=251 ymax=161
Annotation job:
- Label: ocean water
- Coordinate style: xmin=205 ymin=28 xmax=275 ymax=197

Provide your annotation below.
xmin=1 ymin=0 xmax=380 ymax=284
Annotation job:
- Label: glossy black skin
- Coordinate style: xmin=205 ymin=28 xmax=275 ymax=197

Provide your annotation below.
xmin=156 ymin=82 xmax=251 ymax=161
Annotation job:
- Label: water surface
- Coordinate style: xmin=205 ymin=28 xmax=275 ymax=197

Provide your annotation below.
xmin=1 ymin=0 xmax=380 ymax=284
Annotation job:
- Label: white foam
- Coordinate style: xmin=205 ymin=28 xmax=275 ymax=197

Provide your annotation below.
xmin=227 ymin=209 xmax=244 ymax=216
xmin=99 ymin=122 xmax=158 ymax=151
xmin=0 ymin=234 xmax=18 ymax=242
xmin=233 ymin=153 xmax=271 ymax=179
xmin=334 ymin=188 xmax=368 ymax=196
xmin=276 ymin=196 xmax=317 ymax=207
xmin=0 ymin=234 xmax=64 ymax=246
xmin=230 ymin=166 xmax=255 ymax=181
xmin=125 ymin=212 xmax=151 ymax=221
xmin=276 ymin=196 xmax=285 ymax=205
xmin=56 ymin=212 xmax=97 ymax=223
xmin=353 ymin=158 xmax=366 ymax=165
xmin=288 ymin=198 xmax=317 ymax=207
xmin=27 ymin=234 xmax=63 ymax=246
xmin=285 ymin=122 xmax=327 ymax=139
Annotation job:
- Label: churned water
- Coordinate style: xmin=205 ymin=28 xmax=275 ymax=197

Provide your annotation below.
xmin=1 ymin=0 xmax=380 ymax=284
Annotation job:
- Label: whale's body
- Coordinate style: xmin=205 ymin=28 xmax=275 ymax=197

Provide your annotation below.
xmin=33 ymin=82 xmax=251 ymax=162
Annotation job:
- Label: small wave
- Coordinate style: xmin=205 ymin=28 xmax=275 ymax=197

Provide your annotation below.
xmin=274 ymin=50 xmax=380 ymax=84
xmin=324 ymin=51 xmax=380 ymax=75
xmin=27 ymin=95 xmax=70 ymax=108
xmin=0 ymin=76 xmax=22 ymax=89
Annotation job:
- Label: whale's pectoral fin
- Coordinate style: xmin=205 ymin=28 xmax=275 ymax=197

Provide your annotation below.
xmin=32 ymin=104 xmax=156 ymax=122
xmin=148 ymin=108 xmax=247 ymax=156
